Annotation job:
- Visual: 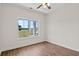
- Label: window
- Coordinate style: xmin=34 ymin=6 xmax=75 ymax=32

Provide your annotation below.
xmin=18 ymin=18 xmax=38 ymax=38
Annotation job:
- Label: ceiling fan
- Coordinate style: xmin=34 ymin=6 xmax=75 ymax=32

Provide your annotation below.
xmin=36 ymin=3 xmax=51 ymax=9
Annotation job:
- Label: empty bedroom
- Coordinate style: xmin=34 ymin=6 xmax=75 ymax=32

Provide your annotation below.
xmin=0 ymin=3 xmax=79 ymax=56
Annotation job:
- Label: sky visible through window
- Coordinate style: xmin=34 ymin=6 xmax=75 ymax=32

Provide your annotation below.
xmin=18 ymin=19 xmax=35 ymax=28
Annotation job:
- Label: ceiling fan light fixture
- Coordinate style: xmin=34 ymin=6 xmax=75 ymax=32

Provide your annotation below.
xmin=36 ymin=3 xmax=51 ymax=9
xmin=43 ymin=3 xmax=50 ymax=8
xmin=47 ymin=3 xmax=50 ymax=6
xmin=43 ymin=4 xmax=46 ymax=8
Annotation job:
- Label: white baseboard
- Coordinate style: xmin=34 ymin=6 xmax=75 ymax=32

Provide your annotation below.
xmin=47 ymin=40 xmax=79 ymax=52
xmin=1 ymin=40 xmax=46 ymax=52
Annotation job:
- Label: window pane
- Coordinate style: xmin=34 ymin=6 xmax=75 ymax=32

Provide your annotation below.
xmin=30 ymin=21 xmax=34 ymax=28
xmin=18 ymin=20 xmax=23 ymax=28
xmin=18 ymin=19 xmax=29 ymax=38
xmin=28 ymin=21 xmax=34 ymax=35
xmin=36 ymin=21 xmax=38 ymax=28
xmin=23 ymin=20 xmax=28 ymax=28
xmin=29 ymin=21 xmax=38 ymax=36
xmin=33 ymin=21 xmax=36 ymax=35
xmin=36 ymin=21 xmax=38 ymax=33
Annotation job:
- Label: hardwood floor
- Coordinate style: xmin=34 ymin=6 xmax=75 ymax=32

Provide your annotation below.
xmin=1 ymin=41 xmax=79 ymax=56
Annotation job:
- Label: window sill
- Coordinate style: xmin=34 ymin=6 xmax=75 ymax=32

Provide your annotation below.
xmin=17 ymin=35 xmax=39 ymax=40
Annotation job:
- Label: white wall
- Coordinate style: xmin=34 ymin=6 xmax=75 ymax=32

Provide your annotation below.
xmin=46 ymin=4 xmax=79 ymax=52
xmin=0 ymin=4 xmax=45 ymax=51
xmin=0 ymin=4 xmax=3 ymax=52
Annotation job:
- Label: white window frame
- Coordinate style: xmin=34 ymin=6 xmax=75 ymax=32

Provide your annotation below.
xmin=17 ymin=18 xmax=40 ymax=39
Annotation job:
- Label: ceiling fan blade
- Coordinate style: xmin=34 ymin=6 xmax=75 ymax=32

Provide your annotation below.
xmin=45 ymin=3 xmax=51 ymax=9
xmin=47 ymin=6 xmax=51 ymax=9
xmin=36 ymin=4 xmax=42 ymax=9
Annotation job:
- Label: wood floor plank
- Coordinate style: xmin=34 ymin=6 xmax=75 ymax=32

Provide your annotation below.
xmin=1 ymin=41 xmax=79 ymax=56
